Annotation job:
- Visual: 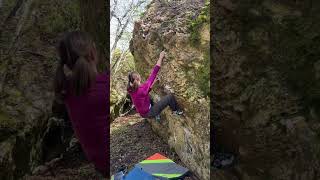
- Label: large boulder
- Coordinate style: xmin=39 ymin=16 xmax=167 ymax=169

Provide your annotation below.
xmin=212 ymin=0 xmax=320 ymax=179
xmin=130 ymin=0 xmax=210 ymax=179
xmin=0 ymin=0 xmax=79 ymax=178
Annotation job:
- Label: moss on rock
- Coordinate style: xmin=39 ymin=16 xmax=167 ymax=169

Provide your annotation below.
xmin=213 ymin=0 xmax=320 ymax=179
xmin=188 ymin=1 xmax=210 ymax=47
xmin=0 ymin=110 xmax=17 ymax=129
xmin=38 ymin=0 xmax=80 ymax=36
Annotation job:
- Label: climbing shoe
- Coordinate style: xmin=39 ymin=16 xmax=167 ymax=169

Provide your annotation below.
xmin=155 ymin=114 xmax=161 ymax=122
xmin=173 ymin=110 xmax=184 ymax=115
xmin=113 ymin=171 xmax=125 ymax=180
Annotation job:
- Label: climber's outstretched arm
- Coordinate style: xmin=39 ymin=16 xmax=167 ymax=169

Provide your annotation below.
xmin=143 ymin=51 xmax=165 ymax=94
xmin=156 ymin=51 xmax=166 ymax=67
xmin=146 ymin=51 xmax=165 ymax=84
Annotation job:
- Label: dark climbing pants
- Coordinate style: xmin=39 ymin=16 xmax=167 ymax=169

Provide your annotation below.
xmin=147 ymin=94 xmax=180 ymax=118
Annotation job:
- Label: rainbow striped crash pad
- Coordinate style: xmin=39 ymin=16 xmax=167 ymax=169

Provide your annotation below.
xmin=112 ymin=153 xmax=189 ymax=180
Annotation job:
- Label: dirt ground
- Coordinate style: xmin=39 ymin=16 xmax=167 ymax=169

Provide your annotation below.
xmin=24 ymin=142 xmax=103 ymax=180
xmin=110 ymin=114 xmax=199 ymax=180
xmin=23 ymin=113 xmax=199 ymax=180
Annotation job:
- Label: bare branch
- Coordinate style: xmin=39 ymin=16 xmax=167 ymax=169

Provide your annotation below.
xmin=110 ymin=0 xmax=118 ymax=18
xmin=111 ymin=0 xmax=148 ymax=57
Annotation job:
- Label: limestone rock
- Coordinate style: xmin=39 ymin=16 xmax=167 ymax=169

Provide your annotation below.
xmin=130 ymin=0 xmax=210 ymax=179
xmin=0 ymin=0 xmax=79 ymax=178
xmin=212 ymin=0 xmax=320 ymax=179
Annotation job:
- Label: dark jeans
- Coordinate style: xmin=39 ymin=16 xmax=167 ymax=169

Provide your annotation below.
xmin=147 ymin=94 xmax=180 ymax=118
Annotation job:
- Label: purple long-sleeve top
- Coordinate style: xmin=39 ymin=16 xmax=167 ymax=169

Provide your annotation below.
xmin=128 ymin=65 xmax=160 ymax=117
xmin=64 ymin=72 xmax=109 ymax=176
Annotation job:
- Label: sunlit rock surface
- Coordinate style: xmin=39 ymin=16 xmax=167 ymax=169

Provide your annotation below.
xmin=130 ymin=0 xmax=210 ymax=179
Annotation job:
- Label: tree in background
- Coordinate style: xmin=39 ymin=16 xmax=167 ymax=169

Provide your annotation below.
xmin=110 ymin=0 xmax=150 ymax=73
xmin=80 ymin=0 xmax=108 ymax=71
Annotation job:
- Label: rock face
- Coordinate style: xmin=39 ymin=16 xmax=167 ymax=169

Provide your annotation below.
xmin=0 ymin=0 xmax=79 ymax=179
xmin=212 ymin=0 xmax=320 ymax=179
xmin=130 ymin=0 xmax=210 ymax=179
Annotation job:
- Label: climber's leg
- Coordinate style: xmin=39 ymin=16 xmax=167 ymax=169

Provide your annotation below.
xmin=149 ymin=95 xmax=154 ymax=106
xmin=166 ymin=93 xmax=180 ymax=111
xmin=147 ymin=94 xmax=181 ymax=117
xmin=149 ymin=95 xmax=160 ymax=121
xmin=147 ymin=98 xmax=167 ymax=118
xmin=161 ymin=94 xmax=183 ymax=115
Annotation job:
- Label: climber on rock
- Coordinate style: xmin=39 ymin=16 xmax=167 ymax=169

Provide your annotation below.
xmin=54 ymin=31 xmax=109 ymax=177
xmin=127 ymin=51 xmax=183 ymax=122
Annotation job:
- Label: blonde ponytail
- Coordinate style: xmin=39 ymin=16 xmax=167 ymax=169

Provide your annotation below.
xmin=55 ymin=31 xmax=97 ymax=97
xmin=71 ymin=56 xmax=96 ymax=96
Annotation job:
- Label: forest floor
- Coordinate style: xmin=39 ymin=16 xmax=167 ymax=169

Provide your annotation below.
xmin=24 ymin=141 xmax=103 ymax=180
xmin=110 ymin=114 xmax=199 ymax=180
xmin=23 ymin=114 xmax=198 ymax=180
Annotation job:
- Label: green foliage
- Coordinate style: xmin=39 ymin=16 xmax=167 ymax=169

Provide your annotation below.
xmin=111 ymin=49 xmax=122 ymax=63
xmin=182 ymin=48 xmax=210 ymax=98
xmin=111 ymin=49 xmax=135 ymax=73
xmin=196 ymin=50 xmax=210 ymax=97
xmin=140 ymin=11 xmax=146 ymax=18
xmin=188 ymin=2 xmax=210 ymax=46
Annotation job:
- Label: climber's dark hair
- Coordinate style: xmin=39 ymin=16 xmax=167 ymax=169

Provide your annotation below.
xmin=54 ymin=31 xmax=98 ymax=100
xmin=127 ymin=72 xmax=140 ymax=92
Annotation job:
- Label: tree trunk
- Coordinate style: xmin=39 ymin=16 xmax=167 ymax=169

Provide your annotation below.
xmin=79 ymin=1 xmax=109 ymax=177
xmin=79 ymin=0 xmax=109 ymax=72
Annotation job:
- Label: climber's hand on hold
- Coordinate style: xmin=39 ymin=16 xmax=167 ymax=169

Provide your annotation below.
xmin=157 ymin=50 xmax=166 ymax=66
xmin=160 ymin=50 xmax=166 ymax=60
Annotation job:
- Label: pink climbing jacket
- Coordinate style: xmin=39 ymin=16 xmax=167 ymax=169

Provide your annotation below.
xmin=64 ymin=71 xmax=109 ymax=176
xmin=128 ymin=65 xmax=160 ymax=117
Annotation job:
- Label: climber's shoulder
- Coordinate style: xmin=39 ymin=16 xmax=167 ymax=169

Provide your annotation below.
xmin=139 ymin=82 xmax=150 ymax=90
